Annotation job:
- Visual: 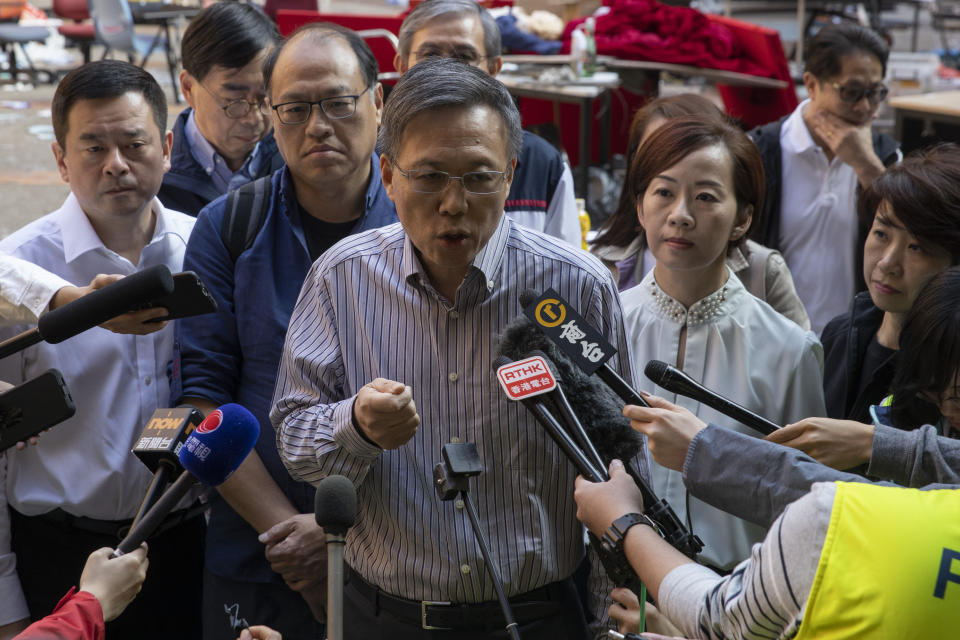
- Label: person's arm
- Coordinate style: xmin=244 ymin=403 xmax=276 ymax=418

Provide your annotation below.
xmin=173 ymin=212 xmax=327 ymax=619
xmin=0 ymin=254 xmax=70 ymax=326
xmin=765 ymin=417 xmax=876 ymax=471
xmin=542 ymin=162 xmax=583 ymax=248
xmin=868 ymin=423 xmax=960 ymax=486
xmin=574 ymin=462 xmax=827 ymax=640
xmin=0 ymin=455 xmax=30 ymax=639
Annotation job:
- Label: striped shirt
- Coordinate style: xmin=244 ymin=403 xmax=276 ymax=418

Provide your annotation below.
xmin=271 ymin=214 xmax=641 ymax=620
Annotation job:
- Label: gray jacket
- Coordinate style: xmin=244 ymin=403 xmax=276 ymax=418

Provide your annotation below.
xmin=682 ymin=423 xmax=960 ymax=528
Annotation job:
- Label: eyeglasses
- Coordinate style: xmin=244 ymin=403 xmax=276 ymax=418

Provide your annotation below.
xmin=199 ymin=82 xmax=267 ymax=119
xmin=268 ymin=87 xmax=371 ymax=125
xmin=829 ymin=81 xmax=889 ymax=105
xmin=394 ymin=166 xmax=510 ymax=195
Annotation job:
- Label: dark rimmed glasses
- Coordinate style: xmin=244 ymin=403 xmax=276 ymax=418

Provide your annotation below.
xmin=829 ymin=81 xmax=889 ymax=105
xmin=268 ymin=87 xmax=371 ymax=124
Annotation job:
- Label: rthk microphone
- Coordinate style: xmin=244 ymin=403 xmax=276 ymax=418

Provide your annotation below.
xmin=644 ymin=360 xmax=781 ymax=436
xmin=114 ymin=403 xmax=259 ymax=556
xmin=315 ymin=475 xmax=357 ymax=640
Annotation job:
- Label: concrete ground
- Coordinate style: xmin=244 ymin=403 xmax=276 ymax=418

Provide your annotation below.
xmin=0 ymin=1 xmax=955 ymax=237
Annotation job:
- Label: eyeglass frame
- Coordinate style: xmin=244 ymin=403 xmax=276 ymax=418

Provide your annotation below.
xmin=267 ymin=86 xmax=372 ymax=125
xmin=828 ymin=80 xmax=889 ymax=105
xmin=197 ymin=81 xmax=268 ymax=120
xmin=392 ymin=164 xmax=512 ymax=195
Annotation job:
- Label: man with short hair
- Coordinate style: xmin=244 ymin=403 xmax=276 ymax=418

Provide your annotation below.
xmin=0 ymin=60 xmax=199 ymax=640
xmin=272 ymin=58 xmax=641 ymax=640
xmin=173 ymin=23 xmax=397 ymax=640
xmin=396 ymin=0 xmax=581 ymax=248
xmin=749 ymin=23 xmax=900 ymax=334
xmin=159 ymin=2 xmax=283 ymax=215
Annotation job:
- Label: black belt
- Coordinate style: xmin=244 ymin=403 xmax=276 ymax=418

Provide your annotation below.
xmin=30 ymin=503 xmax=206 ymax=541
xmin=346 ymin=566 xmax=565 ymax=631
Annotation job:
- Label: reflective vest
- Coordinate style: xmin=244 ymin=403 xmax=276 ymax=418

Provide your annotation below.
xmin=795 ymin=482 xmax=960 ymax=639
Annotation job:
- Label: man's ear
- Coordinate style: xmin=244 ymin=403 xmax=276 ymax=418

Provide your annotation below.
xmin=181 ymin=70 xmax=198 ymax=110
xmin=380 ymin=154 xmax=396 ymax=202
xmin=373 ymin=83 xmax=384 ymax=127
xmin=160 ymin=130 xmax=173 ymax=174
xmin=731 ymin=204 xmax=753 ymax=242
xmin=504 ymin=156 xmax=517 ymax=189
xmin=487 ymin=55 xmax=503 ymax=76
xmin=52 ymin=141 xmax=69 ymax=184
xmin=802 ymin=71 xmax=819 ymax=102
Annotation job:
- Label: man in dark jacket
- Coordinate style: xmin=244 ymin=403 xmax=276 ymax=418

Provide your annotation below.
xmin=158 ymin=3 xmax=283 ymax=215
xmin=748 ymin=23 xmax=900 ymax=334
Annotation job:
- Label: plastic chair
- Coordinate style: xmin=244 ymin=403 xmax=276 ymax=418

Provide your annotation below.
xmin=89 ymin=0 xmax=179 ymax=101
xmin=51 ymin=0 xmax=95 ymax=64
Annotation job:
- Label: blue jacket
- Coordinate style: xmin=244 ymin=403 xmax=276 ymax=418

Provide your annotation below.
xmin=172 ymin=159 xmax=397 ymax=582
xmin=159 ymin=108 xmax=285 ymax=216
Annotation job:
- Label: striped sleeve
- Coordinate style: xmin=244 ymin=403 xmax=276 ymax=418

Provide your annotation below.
xmin=657 ymin=483 xmax=835 ymax=639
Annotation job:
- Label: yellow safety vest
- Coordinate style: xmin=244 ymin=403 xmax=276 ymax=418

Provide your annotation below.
xmin=795 ymin=482 xmax=960 ymax=639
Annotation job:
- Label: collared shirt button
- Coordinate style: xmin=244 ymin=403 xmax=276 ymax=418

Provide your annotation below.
xmin=460 ymin=564 xmax=471 ymax=575
xmin=450 ymin=436 xmax=460 ymax=443
xmin=449 ymin=310 xmax=459 ymax=319
xmin=487 ymin=280 xmax=494 ymax=289
xmin=144 ymin=376 xmax=152 ymax=385
xmin=448 ymin=372 xmax=459 ymax=382
xmin=455 ymin=499 xmax=465 ymax=510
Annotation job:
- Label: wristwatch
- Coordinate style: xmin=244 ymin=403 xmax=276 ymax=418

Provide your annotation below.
xmin=600 ymin=512 xmax=656 ymax=557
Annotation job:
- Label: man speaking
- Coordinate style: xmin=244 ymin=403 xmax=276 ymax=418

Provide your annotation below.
xmin=271 ymin=59 xmax=640 ymax=639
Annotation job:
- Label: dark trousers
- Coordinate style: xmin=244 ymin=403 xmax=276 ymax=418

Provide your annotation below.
xmin=202 ymin=569 xmax=325 ymax=640
xmin=342 ymin=567 xmax=590 ymax=640
xmin=10 ymin=507 xmax=204 ymax=639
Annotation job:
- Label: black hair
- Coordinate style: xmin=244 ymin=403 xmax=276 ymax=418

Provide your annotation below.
xmin=181 ymin=3 xmax=280 ymax=81
xmin=857 ymin=144 xmax=960 ymax=265
xmin=52 ymin=60 xmax=167 ymax=147
xmin=262 ymin=22 xmax=378 ymax=98
xmin=805 ymin=23 xmax=890 ymax=79
xmin=890 ymin=267 xmax=960 ymax=429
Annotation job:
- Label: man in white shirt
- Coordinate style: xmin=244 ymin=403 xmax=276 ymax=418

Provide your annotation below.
xmin=0 ymin=60 xmax=198 ymax=640
xmin=749 ymin=23 xmax=900 ymax=334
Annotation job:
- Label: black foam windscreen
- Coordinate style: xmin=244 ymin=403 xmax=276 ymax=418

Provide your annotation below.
xmin=315 ymin=475 xmax=357 ymax=536
xmin=37 ymin=264 xmax=175 ymax=343
xmin=497 ymin=316 xmax=644 ymax=464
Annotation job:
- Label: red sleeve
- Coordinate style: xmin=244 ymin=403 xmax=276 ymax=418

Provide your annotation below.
xmin=14 ymin=587 xmax=104 ymax=640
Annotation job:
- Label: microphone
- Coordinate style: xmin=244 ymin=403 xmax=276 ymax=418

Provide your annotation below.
xmin=644 ymin=360 xmax=780 ymax=436
xmin=129 ymin=405 xmax=205 ymax=527
xmin=494 ymin=354 xmax=702 ymax=560
xmin=114 ymin=403 xmax=259 ymax=556
xmin=0 ymin=264 xmax=175 ymax=360
xmin=506 ymin=289 xmax=649 ymax=409
xmin=315 ymin=475 xmax=357 ymax=640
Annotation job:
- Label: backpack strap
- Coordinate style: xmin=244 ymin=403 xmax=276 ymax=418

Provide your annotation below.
xmin=221 ymin=176 xmax=272 ymax=263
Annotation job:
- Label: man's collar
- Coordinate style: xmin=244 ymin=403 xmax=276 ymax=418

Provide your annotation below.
xmin=400 ymin=212 xmax=510 ymax=296
xmin=781 ymin=99 xmax=819 ymax=155
xmin=185 ymin=109 xmax=261 ymax=179
xmin=60 ymin=194 xmax=176 ymax=264
xmin=281 ymin=153 xmax=384 ymax=224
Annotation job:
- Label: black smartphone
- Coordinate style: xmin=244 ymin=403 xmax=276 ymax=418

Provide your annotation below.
xmin=0 ymin=369 xmax=76 ymax=452
xmin=143 ymin=271 xmax=217 ymax=322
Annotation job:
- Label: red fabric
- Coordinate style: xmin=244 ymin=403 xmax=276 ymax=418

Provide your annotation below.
xmin=15 ymin=588 xmax=104 ymax=640
xmin=562 ymin=0 xmax=771 ymax=77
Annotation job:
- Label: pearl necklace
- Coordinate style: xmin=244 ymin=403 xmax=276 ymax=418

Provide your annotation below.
xmin=649 ymin=279 xmax=729 ymax=327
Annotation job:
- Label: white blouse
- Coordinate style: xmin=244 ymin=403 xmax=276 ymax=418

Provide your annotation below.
xmin=623 ymin=266 xmax=826 ymax=569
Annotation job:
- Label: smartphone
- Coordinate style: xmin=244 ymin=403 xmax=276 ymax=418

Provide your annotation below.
xmin=142 ymin=271 xmax=217 ymax=322
xmin=0 ymin=369 xmax=76 ymax=452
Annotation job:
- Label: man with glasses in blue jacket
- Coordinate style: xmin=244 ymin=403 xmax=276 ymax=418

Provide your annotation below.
xmin=172 ymin=23 xmax=397 ymax=640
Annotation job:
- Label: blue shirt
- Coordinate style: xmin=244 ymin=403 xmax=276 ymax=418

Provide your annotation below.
xmin=184 ymin=110 xmax=263 ymax=194
xmin=172 ymin=156 xmax=397 ymax=582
